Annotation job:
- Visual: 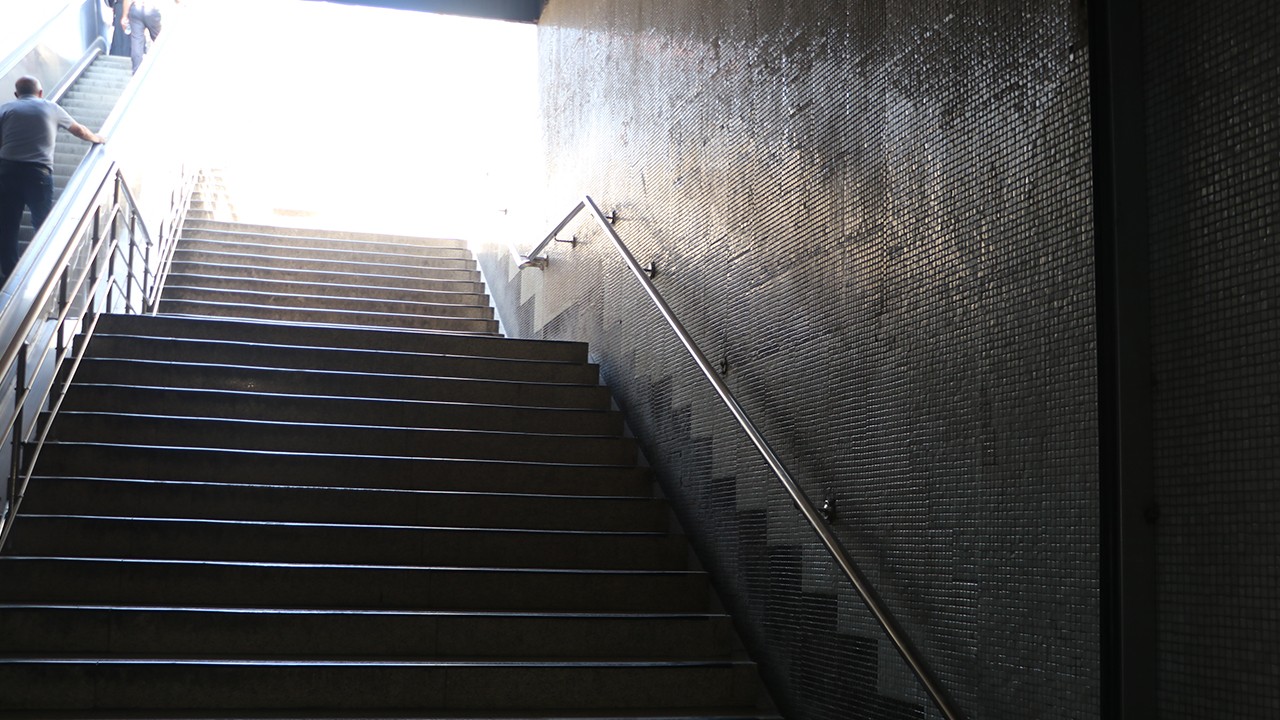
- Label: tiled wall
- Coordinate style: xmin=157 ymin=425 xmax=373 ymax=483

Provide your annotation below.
xmin=478 ymin=1 xmax=1099 ymax=717
xmin=1144 ymin=1 xmax=1280 ymax=717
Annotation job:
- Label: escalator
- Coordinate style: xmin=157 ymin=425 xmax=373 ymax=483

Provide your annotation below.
xmin=2 ymin=0 xmax=135 ymax=273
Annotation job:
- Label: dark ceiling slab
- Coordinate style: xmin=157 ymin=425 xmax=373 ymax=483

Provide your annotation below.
xmin=308 ymin=0 xmax=543 ymax=23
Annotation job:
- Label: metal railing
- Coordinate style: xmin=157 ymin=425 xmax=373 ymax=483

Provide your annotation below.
xmin=0 ymin=159 xmax=190 ymax=549
xmin=520 ymin=195 xmax=966 ymax=720
xmin=0 ymin=0 xmax=200 ymax=549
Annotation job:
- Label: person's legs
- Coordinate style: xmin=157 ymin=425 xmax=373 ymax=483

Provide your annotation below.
xmin=128 ymin=5 xmax=148 ymax=72
xmin=0 ymin=168 xmax=26 ymax=277
xmin=24 ymin=168 xmax=54 ymax=231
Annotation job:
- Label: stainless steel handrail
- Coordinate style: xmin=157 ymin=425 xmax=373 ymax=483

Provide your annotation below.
xmin=521 ymin=195 xmax=966 ymax=720
xmin=49 ymin=38 xmax=108 ymax=103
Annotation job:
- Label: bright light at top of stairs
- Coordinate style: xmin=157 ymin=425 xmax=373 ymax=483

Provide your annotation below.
xmin=175 ymin=0 xmax=539 ymax=238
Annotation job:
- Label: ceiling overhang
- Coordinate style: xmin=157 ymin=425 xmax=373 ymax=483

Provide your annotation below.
xmin=304 ymin=0 xmax=544 ymax=23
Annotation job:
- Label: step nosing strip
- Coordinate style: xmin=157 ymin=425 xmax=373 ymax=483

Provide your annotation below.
xmin=86 ymin=333 xmax=581 ymax=364
xmin=35 ymin=442 xmax=626 ymax=466
xmin=53 ymin=411 xmax=624 ymax=440
xmin=3 ymin=556 xmax=700 ymax=574
xmin=0 ymin=658 xmax=745 ymax=668
xmin=0 ymin=604 xmax=725 ymax=619
xmin=78 ymin=358 xmax=598 ymax=388
xmin=64 ymin=385 xmax=612 ymax=418
xmin=29 ymin=473 xmax=652 ymax=500
xmin=21 ymin=515 xmax=665 ymax=536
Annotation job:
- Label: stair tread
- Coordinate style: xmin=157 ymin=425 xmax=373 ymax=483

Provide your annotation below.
xmin=162 ymin=273 xmax=489 ymax=301
xmin=75 ymin=355 xmax=593 ymax=382
xmin=0 ymin=604 xmax=725 ymax=619
xmin=158 ymin=308 xmax=500 ymax=335
xmin=178 ymin=235 xmax=476 ymax=262
xmin=84 ymin=333 xmax=587 ymax=367
xmin=17 ymin=513 xmax=666 ymax=536
xmin=0 ymin=707 xmax=778 ymax=712
xmin=0 ymin=657 xmax=751 ymax=667
xmin=163 ymin=285 xmax=494 ymax=316
xmin=97 ymin=313 xmax=587 ymax=360
xmin=49 ymin=410 xmax=624 ymax=441
xmin=23 ymin=475 xmax=661 ymax=503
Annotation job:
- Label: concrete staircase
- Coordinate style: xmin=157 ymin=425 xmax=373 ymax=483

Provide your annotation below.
xmin=0 ymin=190 xmax=778 ymax=718
xmin=18 ymin=54 xmax=132 ymax=252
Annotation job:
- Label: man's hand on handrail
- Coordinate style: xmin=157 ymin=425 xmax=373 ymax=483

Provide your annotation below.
xmin=68 ymin=122 xmax=105 ymax=146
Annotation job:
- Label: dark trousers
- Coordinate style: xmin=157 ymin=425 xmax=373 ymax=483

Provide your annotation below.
xmin=0 ymin=161 xmax=54 ymax=276
xmin=128 ymin=4 xmax=163 ymax=72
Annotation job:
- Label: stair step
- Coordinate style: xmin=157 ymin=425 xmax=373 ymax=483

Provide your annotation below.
xmin=0 ymin=659 xmax=760 ymax=712
xmin=104 ymin=314 xmax=585 ymax=361
xmin=180 ymin=217 xmax=469 ymax=249
xmin=168 ymin=259 xmax=488 ymax=293
xmin=31 ymin=446 xmax=651 ymax=495
xmin=68 ymin=358 xmax=612 ymax=408
xmin=79 ymin=333 xmax=596 ymax=383
xmin=60 ymin=384 xmax=622 ymax=435
xmin=159 ymin=299 xmax=501 ymax=333
xmin=19 ymin=477 xmax=667 ymax=530
xmin=170 ymin=248 xmax=483 ymax=282
xmin=5 ymin=515 xmax=687 ymax=569
xmin=158 ymin=297 xmax=500 ymax=332
xmin=163 ymin=271 xmax=490 ymax=305
xmin=180 ymin=226 xmax=475 ymax=260
xmin=176 ymin=237 xmax=478 ymax=270
xmin=43 ymin=412 xmax=638 ymax=465
xmin=0 ymin=605 xmax=739 ymax=658
xmin=0 ymin=557 xmax=712 ymax=613
xmin=0 ymin=707 xmax=778 ymax=712
xmin=162 ymin=285 xmax=495 ymax=319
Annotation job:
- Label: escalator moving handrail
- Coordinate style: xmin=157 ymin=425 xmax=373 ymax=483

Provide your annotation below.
xmin=49 ymin=38 xmax=108 ymax=103
xmin=0 ymin=0 xmax=90 ymax=81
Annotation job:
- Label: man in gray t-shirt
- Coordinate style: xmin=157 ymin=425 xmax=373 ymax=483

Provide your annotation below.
xmin=0 ymin=75 xmax=105 ymax=277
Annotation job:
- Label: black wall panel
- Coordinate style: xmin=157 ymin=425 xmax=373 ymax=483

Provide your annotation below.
xmin=478 ymin=1 xmax=1100 ymax=717
xmin=1144 ymin=1 xmax=1279 ymax=717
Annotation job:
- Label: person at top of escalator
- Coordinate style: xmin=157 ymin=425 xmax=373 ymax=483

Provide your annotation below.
xmin=121 ymin=0 xmax=181 ymax=73
xmin=0 ymin=76 xmax=106 ymax=278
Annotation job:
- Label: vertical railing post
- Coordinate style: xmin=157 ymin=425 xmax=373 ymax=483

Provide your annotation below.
xmin=142 ymin=223 xmax=154 ymax=314
xmin=125 ymin=223 xmax=135 ymax=313
xmin=89 ymin=213 xmax=102 ymax=319
xmin=9 ymin=344 xmax=29 ymax=508
xmin=56 ymin=267 xmax=69 ymax=361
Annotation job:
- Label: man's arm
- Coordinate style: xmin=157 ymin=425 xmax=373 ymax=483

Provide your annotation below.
xmin=121 ymin=0 xmax=131 ymax=27
xmin=68 ymin=122 xmax=106 ymax=145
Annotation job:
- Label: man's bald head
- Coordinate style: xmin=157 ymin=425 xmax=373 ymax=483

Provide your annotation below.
xmin=14 ymin=76 xmax=42 ymax=98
